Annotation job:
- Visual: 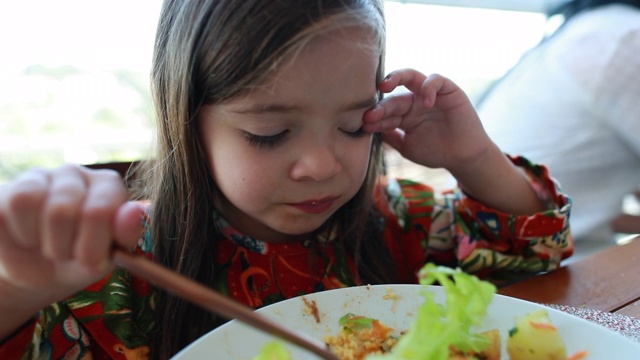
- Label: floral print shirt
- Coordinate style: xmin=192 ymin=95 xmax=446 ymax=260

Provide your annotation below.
xmin=0 ymin=156 xmax=573 ymax=360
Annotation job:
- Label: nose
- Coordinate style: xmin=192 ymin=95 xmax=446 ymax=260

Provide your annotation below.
xmin=289 ymin=140 xmax=341 ymax=181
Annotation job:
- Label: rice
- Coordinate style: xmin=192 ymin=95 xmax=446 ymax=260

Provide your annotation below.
xmin=324 ymin=317 xmax=501 ymax=360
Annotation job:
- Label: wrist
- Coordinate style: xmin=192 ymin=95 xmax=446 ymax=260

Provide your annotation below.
xmin=448 ymin=143 xmax=504 ymax=188
xmin=448 ymin=146 xmax=545 ymax=214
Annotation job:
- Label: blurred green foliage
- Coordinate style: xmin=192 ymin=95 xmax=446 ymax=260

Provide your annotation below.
xmin=0 ymin=65 xmax=154 ymax=184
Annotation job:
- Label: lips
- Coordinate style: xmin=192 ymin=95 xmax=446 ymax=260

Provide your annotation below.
xmin=288 ymin=197 xmax=338 ymax=214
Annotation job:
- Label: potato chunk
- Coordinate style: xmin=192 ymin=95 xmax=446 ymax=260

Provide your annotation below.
xmin=507 ymin=309 xmax=567 ymax=360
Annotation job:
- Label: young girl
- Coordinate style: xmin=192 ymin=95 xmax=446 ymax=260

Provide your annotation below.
xmin=0 ymin=0 xmax=573 ymax=359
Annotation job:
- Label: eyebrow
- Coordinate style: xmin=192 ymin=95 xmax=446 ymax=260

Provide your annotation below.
xmin=229 ymin=96 xmax=378 ymax=115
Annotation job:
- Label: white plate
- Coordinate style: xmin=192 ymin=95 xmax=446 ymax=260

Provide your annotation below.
xmin=172 ymin=284 xmax=640 ymax=359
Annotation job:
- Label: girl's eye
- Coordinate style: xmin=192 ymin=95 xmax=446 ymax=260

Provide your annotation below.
xmin=342 ymin=127 xmax=367 ymax=139
xmin=243 ymin=130 xmax=289 ymax=149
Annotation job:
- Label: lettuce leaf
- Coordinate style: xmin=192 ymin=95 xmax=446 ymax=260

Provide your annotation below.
xmin=253 ymin=263 xmax=496 ymax=360
xmin=368 ymin=263 xmax=496 ymax=360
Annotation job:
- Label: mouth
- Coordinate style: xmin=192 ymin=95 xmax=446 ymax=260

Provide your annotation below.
xmin=287 ymin=196 xmax=338 ymax=214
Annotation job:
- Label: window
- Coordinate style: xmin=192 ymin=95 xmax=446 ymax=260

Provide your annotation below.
xmin=0 ymin=1 xmax=553 ymax=183
xmin=383 ymin=2 xmax=549 ymax=188
xmin=0 ymin=1 xmax=161 ymax=182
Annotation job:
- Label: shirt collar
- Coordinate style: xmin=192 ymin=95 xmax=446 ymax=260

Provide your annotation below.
xmin=213 ymin=211 xmax=338 ymax=254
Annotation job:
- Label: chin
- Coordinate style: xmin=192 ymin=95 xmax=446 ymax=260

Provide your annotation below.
xmin=268 ymin=217 xmax=333 ymax=240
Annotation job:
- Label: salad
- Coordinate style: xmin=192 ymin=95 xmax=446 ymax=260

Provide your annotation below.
xmin=254 ymin=263 xmax=586 ymax=360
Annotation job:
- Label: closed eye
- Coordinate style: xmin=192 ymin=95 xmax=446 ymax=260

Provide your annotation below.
xmin=243 ymin=130 xmax=289 ymax=149
xmin=341 ymin=126 xmax=367 ymax=139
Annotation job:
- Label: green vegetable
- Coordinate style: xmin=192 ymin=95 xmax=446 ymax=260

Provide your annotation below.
xmin=509 ymin=327 xmax=519 ymax=337
xmin=368 ymin=263 xmax=497 ymax=360
xmin=339 ymin=313 xmax=376 ymax=331
xmin=253 ymin=263 xmax=497 ymax=360
xmin=252 ymin=340 xmax=292 ymax=360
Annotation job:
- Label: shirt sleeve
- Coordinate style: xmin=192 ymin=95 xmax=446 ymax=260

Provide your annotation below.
xmin=0 ymin=303 xmax=87 ymax=360
xmin=0 ymin=318 xmax=37 ymax=359
xmin=375 ymin=155 xmax=574 ymax=280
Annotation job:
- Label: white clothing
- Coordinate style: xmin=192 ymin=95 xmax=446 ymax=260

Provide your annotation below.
xmin=478 ymin=4 xmax=640 ymax=243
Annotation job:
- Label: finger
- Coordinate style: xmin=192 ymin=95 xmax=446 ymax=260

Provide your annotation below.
xmin=379 ymin=69 xmax=428 ymax=96
xmin=74 ymin=168 xmax=128 ymax=274
xmin=363 ymin=108 xmax=407 ymax=133
xmin=378 ymin=93 xmax=415 ymax=118
xmin=113 ymin=201 xmax=146 ymax=250
xmin=41 ymin=165 xmax=88 ymax=260
xmin=384 ymin=71 xmax=458 ymax=109
xmin=0 ymin=168 xmax=49 ymax=249
xmin=362 ymin=94 xmax=415 ymax=133
xmin=362 ymin=104 xmax=384 ymax=131
xmin=419 ymin=74 xmax=443 ymax=108
xmin=420 ymin=73 xmax=469 ymax=109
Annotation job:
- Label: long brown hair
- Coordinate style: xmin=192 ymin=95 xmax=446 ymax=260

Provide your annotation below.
xmin=147 ymin=0 xmax=391 ymax=357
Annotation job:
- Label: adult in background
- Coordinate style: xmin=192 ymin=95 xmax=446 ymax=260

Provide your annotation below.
xmin=477 ymin=0 xmax=640 ymax=256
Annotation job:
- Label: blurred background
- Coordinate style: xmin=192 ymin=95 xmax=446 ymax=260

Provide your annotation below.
xmin=0 ymin=0 xmax=565 ymax=185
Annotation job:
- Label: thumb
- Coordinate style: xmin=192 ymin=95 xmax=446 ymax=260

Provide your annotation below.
xmin=113 ymin=201 xmax=146 ymax=250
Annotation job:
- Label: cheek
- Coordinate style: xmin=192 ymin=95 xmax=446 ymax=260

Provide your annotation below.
xmin=210 ymin=147 xmax=273 ymax=202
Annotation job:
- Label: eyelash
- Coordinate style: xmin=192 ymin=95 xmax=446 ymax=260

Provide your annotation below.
xmin=243 ymin=127 xmax=366 ymax=149
xmin=243 ymin=131 xmax=289 ymax=149
xmin=342 ymin=127 xmax=366 ymax=139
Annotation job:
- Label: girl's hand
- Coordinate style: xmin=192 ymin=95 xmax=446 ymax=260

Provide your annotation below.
xmin=0 ymin=164 xmax=144 ymax=336
xmin=363 ymin=69 xmax=493 ymax=173
xmin=364 ymin=69 xmax=546 ymax=215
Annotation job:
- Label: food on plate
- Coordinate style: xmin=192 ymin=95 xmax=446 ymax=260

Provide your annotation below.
xmin=302 ymin=296 xmax=321 ymax=323
xmin=324 ymin=313 xmax=401 ymax=359
xmin=253 ymin=263 xmax=587 ymax=359
xmin=325 ymin=314 xmax=501 ymax=360
xmin=506 ymin=309 xmax=567 ymax=360
xmin=366 ymin=263 xmax=497 ymax=359
xmin=449 ymin=329 xmax=501 ymax=360
xmin=253 ymin=340 xmax=292 ymax=360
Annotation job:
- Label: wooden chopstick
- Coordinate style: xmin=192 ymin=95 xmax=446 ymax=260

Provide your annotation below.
xmin=113 ymin=249 xmax=339 ymax=360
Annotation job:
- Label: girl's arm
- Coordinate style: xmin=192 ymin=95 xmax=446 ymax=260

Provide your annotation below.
xmin=449 ymin=143 xmax=546 ymax=215
xmin=375 ymin=161 xmax=572 ymax=279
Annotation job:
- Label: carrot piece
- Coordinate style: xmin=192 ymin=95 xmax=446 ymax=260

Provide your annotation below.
xmin=568 ymin=350 xmax=589 ymax=360
xmin=567 ymin=350 xmax=588 ymax=360
xmin=371 ymin=320 xmax=393 ymax=338
xmin=529 ymin=321 xmax=558 ymax=330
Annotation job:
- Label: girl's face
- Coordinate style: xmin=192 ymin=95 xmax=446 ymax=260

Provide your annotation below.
xmin=198 ymin=26 xmax=379 ymax=243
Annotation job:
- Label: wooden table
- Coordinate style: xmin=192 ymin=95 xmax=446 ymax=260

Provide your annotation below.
xmin=498 ymin=235 xmax=640 ymax=318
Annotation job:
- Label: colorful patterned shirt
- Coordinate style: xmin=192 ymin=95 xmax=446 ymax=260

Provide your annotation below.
xmin=0 ymin=156 xmax=573 ymax=360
